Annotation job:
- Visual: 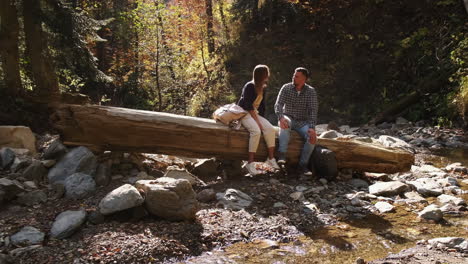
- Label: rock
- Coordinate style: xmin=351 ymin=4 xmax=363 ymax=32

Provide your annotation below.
xmin=440 ymin=203 xmax=464 ymax=214
xmin=50 ymin=209 xmax=87 ymax=239
xmin=445 ymin=163 xmax=467 ymax=174
xmin=378 ymin=135 xmax=412 ymax=149
xmin=216 ymin=188 xmax=253 ymax=211
xmin=10 ymin=226 xmax=45 ymax=246
xmin=309 ymin=145 xmax=338 ymax=181
xmin=408 ymin=178 xmax=443 ymax=197
xmin=164 ymin=166 xmax=200 ymax=186
xmin=191 ymin=158 xmax=218 ymax=181
xmin=436 ymin=177 xmax=459 ymax=187
xmin=0 ymin=148 xmax=16 ymax=170
xmin=95 ymin=161 xmax=112 ymax=186
xmin=196 ymin=188 xmax=216 ymax=203
xmin=403 ymin=191 xmax=427 ymax=204
xmin=8 ymin=245 xmax=42 ymax=257
xmin=395 ymin=117 xmax=409 ymax=125
xmin=43 ymin=139 xmax=67 ymax=160
xmin=369 ymin=181 xmax=409 ymax=196
xmin=99 ymin=184 xmax=144 ymax=215
xmin=375 ymin=201 xmax=395 ymax=213
xmin=16 ymin=190 xmax=47 ymax=206
xmin=349 ymin=179 xmax=369 ymax=189
xmin=437 ymin=194 xmax=466 ymax=206
xmin=411 ymin=164 xmax=444 ymax=174
xmin=50 ymin=183 xmax=65 ymax=199
xmin=418 ymin=204 xmax=443 ymax=221
xmin=273 ymin=202 xmax=287 ymax=208
xmin=136 ymin=178 xmax=199 ymax=221
xmin=356 ymin=257 xmax=366 ymax=264
xmin=23 ymin=181 xmax=37 ymax=190
xmin=0 ymin=178 xmax=25 ymax=200
xmin=64 ymin=173 xmax=96 ymax=199
xmin=127 ymin=171 xmax=154 ymax=185
xmin=22 ymin=160 xmax=47 ymax=183
xmin=428 ymin=237 xmax=466 ymax=251
xmin=47 ymin=146 xmax=97 ymax=184
xmin=0 ymin=126 xmax=36 ymax=154
xmin=365 ymin=172 xmax=391 ymax=181
xmin=319 ymin=130 xmax=342 ymax=139
xmin=0 ymin=253 xmax=13 ymax=264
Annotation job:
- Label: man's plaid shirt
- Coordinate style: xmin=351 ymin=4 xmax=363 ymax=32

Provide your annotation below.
xmin=274 ymin=82 xmax=318 ymax=129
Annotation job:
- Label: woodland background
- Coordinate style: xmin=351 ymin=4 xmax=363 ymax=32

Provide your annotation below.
xmin=0 ymin=0 xmax=467 ymax=129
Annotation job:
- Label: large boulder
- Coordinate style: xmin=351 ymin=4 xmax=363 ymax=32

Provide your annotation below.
xmin=10 ymin=226 xmax=45 ymax=246
xmin=191 ymin=159 xmax=218 ymax=182
xmin=135 ymin=177 xmax=199 ymax=221
xmin=378 ymin=135 xmax=412 ymax=150
xmin=309 ymin=145 xmax=338 ymax=181
xmin=216 ymin=188 xmax=253 ymax=210
xmin=437 ymin=194 xmax=466 ymax=206
xmin=0 ymin=148 xmax=16 ymax=170
xmin=50 ymin=209 xmax=87 ymax=239
xmin=99 ymin=184 xmax=144 ymax=215
xmin=369 ymin=181 xmax=409 ymax=196
xmin=64 ymin=173 xmax=96 ymax=199
xmin=163 ymin=166 xmax=200 ymax=186
xmin=47 ymin=146 xmax=97 ymax=184
xmin=0 ymin=126 xmax=36 ymax=154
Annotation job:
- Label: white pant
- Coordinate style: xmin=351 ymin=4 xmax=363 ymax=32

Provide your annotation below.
xmin=241 ymin=113 xmax=276 ymax=152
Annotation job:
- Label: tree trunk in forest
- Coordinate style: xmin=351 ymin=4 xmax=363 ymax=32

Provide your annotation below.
xmin=205 ymin=0 xmax=215 ymax=54
xmin=217 ymin=0 xmax=230 ymax=42
xmin=0 ymin=0 xmax=22 ymax=97
xmin=52 ymin=104 xmax=415 ymax=174
xmin=23 ymin=0 xmax=60 ymax=104
xmin=369 ymin=91 xmax=420 ymax=125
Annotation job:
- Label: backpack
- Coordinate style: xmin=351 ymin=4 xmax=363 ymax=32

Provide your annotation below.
xmin=212 ymin=103 xmax=247 ymax=127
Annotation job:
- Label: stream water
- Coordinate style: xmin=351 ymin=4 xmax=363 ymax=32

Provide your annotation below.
xmin=184 ymin=149 xmax=468 ymax=264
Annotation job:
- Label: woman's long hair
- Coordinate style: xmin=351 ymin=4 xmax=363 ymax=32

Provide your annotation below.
xmin=253 ymin=64 xmax=269 ymax=94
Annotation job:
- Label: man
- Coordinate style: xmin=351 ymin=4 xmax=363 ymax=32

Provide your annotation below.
xmin=274 ymin=67 xmax=318 ymax=175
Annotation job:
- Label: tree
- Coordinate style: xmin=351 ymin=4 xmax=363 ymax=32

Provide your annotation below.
xmin=0 ymin=0 xmax=22 ymax=96
xmin=205 ymin=0 xmax=215 ymax=54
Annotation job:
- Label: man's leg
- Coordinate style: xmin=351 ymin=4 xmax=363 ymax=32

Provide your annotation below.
xmin=278 ymin=116 xmax=292 ymax=163
xmin=295 ymin=124 xmax=316 ymax=172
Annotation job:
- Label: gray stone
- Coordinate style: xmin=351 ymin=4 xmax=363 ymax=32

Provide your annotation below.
xmin=319 ymin=130 xmax=342 ymax=139
xmin=136 ymin=178 xmax=199 ymax=221
xmin=440 ymin=203 xmax=464 ymax=214
xmin=94 ymin=161 xmax=112 ymax=186
xmin=349 ymin=179 xmax=369 ymax=189
xmin=408 ymin=178 xmax=443 ymax=197
xmin=290 ymin=191 xmax=305 ymax=201
xmin=22 ymin=160 xmax=47 ymax=183
xmin=41 ymin=160 xmax=56 ymax=168
xmin=437 ymin=177 xmax=459 ymax=187
xmin=411 ymin=164 xmax=444 ymax=174
xmin=418 ymin=204 xmax=443 ymax=221
xmin=374 ymin=201 xmax=395 ymax=213
xmin=0 ymin=178 xmax=24 ymax=200
xmin=8 ymin=245 xmax=42 ymax=257
xmin=0 ymin=148 xmax=16 ymax=170
xmin=64 ymin=173 xmax=96 ymax=199
xmin=437 ymin=194 xmax=466 ymax=206
xmin=17 ymin=190 xmax=47 ymax=206
xmin=10 ymin=226 xmax=45 ymax=246
xmin=369 ymin=181 xmax=409 ymax=196
xmin=50 ymin=209 xmax=87 ymax=239
xmin=0 ymin=253 xmax=13 ymax=264
xmin=48 ymin=146 xmax=97 ymax=184
xmin=88 ymin=210 xmax=105 ymax=225
xmin=0 ymin=126 xmax=36 ymax=154
xmin=273 ymin=202 xmax=287 ymax=208
xmin=99 ymin=184 xmax=144 ymax=215
xmin=127 ymin=171 xmax=154 ymax=185
xmin=403 ymin=191 xmax=427 ymax=204
xmin=196 ymin=188 xmax=216 ymax=203
xmin=445 ymin=163 xmax=467 ymax=174
xmin=163 ymin=166 xmax=200 ymax=186
xmin=395 ymin=117 xmax=409 ymax=125
xmin=23 ymin=181 xmax=37 ymax=189
xmin=216 ymin=188 xmax=253 ymax=211
xmin=378 ymin=135 xmax=412 ymax=149
xmin=43 ymin=139 xmax=67 ymax=160
xmin=191 ymin=158 xmax=218 ymax=181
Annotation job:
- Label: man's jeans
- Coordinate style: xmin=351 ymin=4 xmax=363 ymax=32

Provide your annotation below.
xmin=278 ymin=116 xmax=315 ymax=168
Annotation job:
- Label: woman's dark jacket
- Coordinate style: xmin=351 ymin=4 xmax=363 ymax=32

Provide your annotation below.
xmin=237 ymin=81 xmax=266 ymax=117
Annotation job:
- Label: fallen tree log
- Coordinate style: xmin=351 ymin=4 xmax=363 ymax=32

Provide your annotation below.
xmin=51 ymin=104 xmax=414 ymax=173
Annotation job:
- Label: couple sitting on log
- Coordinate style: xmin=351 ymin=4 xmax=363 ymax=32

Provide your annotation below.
xmin=237 ymin=65 xmax=318 ymax=176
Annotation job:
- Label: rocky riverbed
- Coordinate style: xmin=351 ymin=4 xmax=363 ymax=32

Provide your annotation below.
xmin=0 ymin=118 xmax=467 ymax=264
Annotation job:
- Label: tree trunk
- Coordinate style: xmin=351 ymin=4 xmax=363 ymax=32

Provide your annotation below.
xmin=0 ymin=0 xmax=22 ymax=96
xmin=217 ymin=0 xmax=230 ymax=42
xmin=205 ymin=0 xmax=215 ymax=54
xmin=23 ymin=0 xmax=60 ymax=104
xmin=52 ymin=104 xmax=415 ymax=173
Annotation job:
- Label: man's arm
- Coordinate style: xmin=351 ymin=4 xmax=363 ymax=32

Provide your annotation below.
xmin=274 ymin=85 xmax=286 ymax=119
xmin=309 ymin=88 xmax=318 ymax=129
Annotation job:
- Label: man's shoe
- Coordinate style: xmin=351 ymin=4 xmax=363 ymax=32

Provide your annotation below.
xmin=245 ymin=162 xmax=260 ymax=175
xmin=300 ymin=167 xmax=313 ymax=176
xmin=266 ymin=158 xmax=280 ymax=170
xmin=277 ymin=152 xmax=286 ymax=164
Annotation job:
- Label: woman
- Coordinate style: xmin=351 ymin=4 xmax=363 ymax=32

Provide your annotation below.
xmin=237 ymin=64 xmax=280 ymax=175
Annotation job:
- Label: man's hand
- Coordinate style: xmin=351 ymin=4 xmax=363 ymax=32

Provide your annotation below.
xmin=279 ymin=117 xmax=289 ymax=129
xmin=308 ymin=128 xmax=317 ymax=144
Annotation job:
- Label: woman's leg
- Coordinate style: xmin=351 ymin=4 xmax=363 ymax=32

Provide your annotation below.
xmin=240 ymin=114 xmax=261 ymax=163
xmin=258 ymin=115 xmax=276 ymax=160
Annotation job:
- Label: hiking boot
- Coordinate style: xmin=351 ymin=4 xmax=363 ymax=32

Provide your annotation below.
xmin=277 ymin=152 xmax=286 ymax=165
xmin=265 ymin=158 xmax=280 ymax=170
xmin=300 ymin=166 xmax=313 ymax=176
xmin=244 ymin=162 xmax=260 ymax=175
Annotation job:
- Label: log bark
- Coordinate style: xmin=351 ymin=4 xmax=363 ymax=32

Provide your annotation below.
xmin=51 ymin=104 xmax=414 ymax=173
